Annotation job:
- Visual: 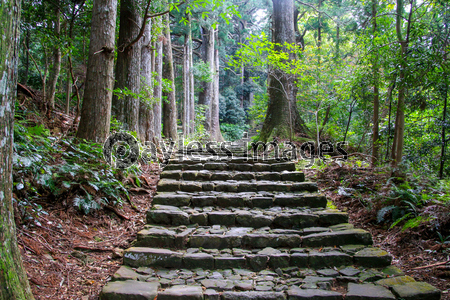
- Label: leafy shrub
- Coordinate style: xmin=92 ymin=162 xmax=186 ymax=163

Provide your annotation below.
xmin=219 ymin=87 xmax=246 ymax=125
xmin=220 ymin=123 xmax=249 ymax=141
xmin=13 ymin=119 xmax=136 ymax=217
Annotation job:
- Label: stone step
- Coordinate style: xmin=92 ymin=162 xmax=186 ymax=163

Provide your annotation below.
xmin=134 ymin=224 xmax=372 ymax=249
xmin=163 ymin=161 xmax=297 ymax=172
xmin=101 ymin=265 xmax=441 ymax=300
xmin=147 ymin=205 xmax=348 ymax=228
xmin=152 ymin=191 xmax=327 ymax=209
xmin=157 ymin=179 xmax=317 ymax=193
xmin=169 ymin=157 xmax=294 ymax=164
xmin=160 ymin=170 xmax=305 ymax=182
xmin=122 ymin=245 xmax=391 ymax=270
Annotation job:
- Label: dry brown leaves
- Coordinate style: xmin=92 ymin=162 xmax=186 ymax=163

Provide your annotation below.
xmin=305 ymin=163 xmax=450 ymax=299
xmin=19 ymin=163 xmax=160 ymax=300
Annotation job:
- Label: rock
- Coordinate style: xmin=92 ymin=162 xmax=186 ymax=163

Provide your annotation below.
xmin=308 ymin=251 xmax=352 ymax=269
xmin=391 ymin=282 xmax=441 ymax=300
xmin=253 ymin=164 xmax=272 ymax=172
xmin=247 ymin=254 xmax=269 ymax=271
xmin=191 ymin=196 xmax=216 ymax=207
xmin=272 ymin=163 xmax=296 ymax=172
xmin=190 ymin=213 xmax=208 ymax=226
xmin=316 ymin=269 xmax=339 ymax=277
xmin=346 ymin=283 xmax=395 ymax=300
xmin=157 ymin=285 xmax=203 ymax=300
xmin=339 ymin=267 xmax=360 ymax=277
xmin=217 ymin=194 xmax=245 ymax=207
xmin=302 ymin=229 xmax=372 ymax=247
xmin=181 ymin=181 xmax=203 ymax=192
xmin=358 ymin=270 xmax=384 ymax=282
xmin=354 ymin=247 xmax=392 ymax=268
xmin=157 ymin=179 xmax=180 ymax=192
xmin=268 ymin=253 xmax=290 ymax=269
xmin=112 ymin=248 xmax=124 ymax=258
xmin=258 ymin=247 xmax=282 ymax=255
xmin=290 ymin=253 xmax=308 ymax=268
xmin=234 ymin=280 xmax=254 ymax=291
xmin=281 ymin=171 xmax=305 ymax=182
xmin=273 ymin=213 xmax=319 ymax=229
xmin=221 ymin=291 xmax=286 ymax=300
xmin=112 ymin=266 xmax=148 ymax=281
xmin=381 ymin=266 xmax=404 ymax=277
xmin=100 ymin=280 xmax=159 ymax=300
xmin=287 ymin=286 xmax=342 ymax=299
xmin=208 ymin=211 xmax=236 ymax=226
xmin=215 ymin=256 xmax=247 ymax=269
xmin=204 ymin=289 xmax=220 ymax=300
xmin=123 ymin=247 xmax=183 ymax=268
xmin=183 ymin=253 xmax=215 ymax=269
xmin=152 ymin=193 xmax=191 ymax=206
xmin=376 ymin=275 xmax=416 ymax=287
xmin=251 ymin=197 xmax=274 ymax=208
xmin=201 ymin=279 xmax=235 ymax=291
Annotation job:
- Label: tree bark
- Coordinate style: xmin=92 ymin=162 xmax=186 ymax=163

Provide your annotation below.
xmin=198 ymin=26 xmax=214 ymax=131
xmin=139 ymin=19 xmax=154 ymax=142
xmin=111 ymin=0 xmax=141 ymax=133
xmin=391 ymin=0 xmax=413 ymax=168
xmin=259 ymin=0 xmax=309 ymax=142
xmin=439 ymin=78 xmax=448 ymax=179
xmin=76 ymin=0 xmax=117 ymax=143
xmin=372 ymin=0 xmax=379 ymax=166
xmin=47 ymin=1 xmax=62 ymax=110
xmin=153 ymin=18 xmax=163 ymax=140
xmin=210 ymin=30 xmax=224 ymax=142
xmin=188 ymin=21 xmax=195 ymax=134
xmin=162 ymin=14 xmax=178 ymax=141
xmin=0 ymin=0 xmax=36 ymax=298
xmin=183 ymin=34 xmax=191 ymax=135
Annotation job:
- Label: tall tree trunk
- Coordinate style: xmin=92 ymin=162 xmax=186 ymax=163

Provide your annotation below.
xmin=188 ymin=21 xmax=195 ymax=134
xmin=47 ymin=1 xmax=62 ymax=110
xmin=139 ymin=19 xmax=154 ymax=142
xmin=439 ymin=78 xmax=448 ymax=179
xmin=391 ymin=0 xmax=413 ymax=168
xmin=198 ymin=26 xmax=214 ymax=131
xmin=210 ymin=29 xmax=224 ymax=142
xmin=183 ymin=34 xmax=191 ymax=135
xmin=65 ymin=59 xmax=72 ymax=115
xmin=248 ymin=77 xmax=255 ymax=127
xmin=24 ymin=30 xmax=30 ymax=84
xmin=111 ymin=0 xmax=141 ymax=132
xmin=0 ymin=0 xmax=36 ymax=298
xmin=162 ymin=14 xmax=178 ymax=141
xmin=372 ymin=0 xmax=379 ymax=166
xmin=77 ymin=0 xmax=117 ymax=142
xmin=153 ymin=19 xmax=163 ymax=140
xmin=259 ymin=0 xmax=309 ymax=142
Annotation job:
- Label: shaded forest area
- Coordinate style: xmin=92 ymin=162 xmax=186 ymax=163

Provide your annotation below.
xmin=0 ymin=0 xmax=449 ymax=298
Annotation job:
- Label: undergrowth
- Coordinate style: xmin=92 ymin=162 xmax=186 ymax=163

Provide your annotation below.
xmin=307 ymin=157 xmax=450 ymax=248
xmin=13 ymin=109 xmax=141 ymax=224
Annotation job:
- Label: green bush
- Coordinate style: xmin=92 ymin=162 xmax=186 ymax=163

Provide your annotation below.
xmin=220 ymin=123 xmax=249 ymax=141
xmin=13 ymin=118 xmax=137 ymax=216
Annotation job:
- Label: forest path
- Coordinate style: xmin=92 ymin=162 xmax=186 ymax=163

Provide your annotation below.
xmin=99 ymin=147 xmax=441 ymax=300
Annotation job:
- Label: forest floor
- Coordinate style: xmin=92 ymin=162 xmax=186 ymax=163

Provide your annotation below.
xmin=18 ymin=159 xmax=450 ymax=299
xmin=305 ymin=163 xmax=450 ymax=300
xmin=18 ymin=164 xmax=160 ymax=300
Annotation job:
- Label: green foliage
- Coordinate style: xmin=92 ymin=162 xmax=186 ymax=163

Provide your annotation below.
xmin=220 ymin=123 xmax=249 ymax=141
xmin=13 ymin=116 xmax=134 ymax=216
xmin=248 ymin=94 xmax=268 ymax=126
xmin=219 ymin=87 xmax=246 ymax=125
xmin=184 ymin=104 xmax=210 ymax=144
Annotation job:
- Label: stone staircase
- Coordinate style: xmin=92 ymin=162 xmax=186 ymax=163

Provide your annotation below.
xmin=100 ymin=148 xmax=441 ymax=300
